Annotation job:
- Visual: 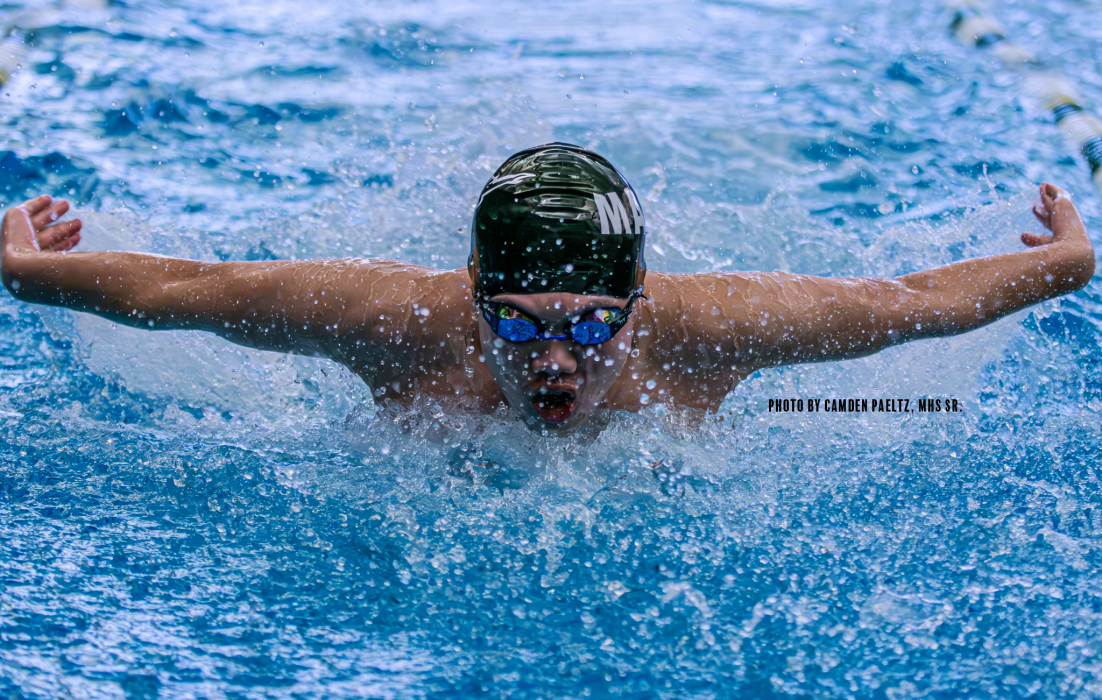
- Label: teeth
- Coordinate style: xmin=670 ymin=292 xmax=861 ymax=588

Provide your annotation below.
xmin=536 ymin=392 xmax=574 ymax=406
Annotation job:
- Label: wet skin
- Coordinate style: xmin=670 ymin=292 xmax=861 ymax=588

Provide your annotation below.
xmin=1 ymin=184 xmax=1095 ymax=433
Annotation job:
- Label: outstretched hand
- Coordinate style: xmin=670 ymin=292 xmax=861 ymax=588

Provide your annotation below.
xmin=1021 ymin=182 xmax=1088 ymax=249
xmin=1 ymin=195 xmax=82 ymax=257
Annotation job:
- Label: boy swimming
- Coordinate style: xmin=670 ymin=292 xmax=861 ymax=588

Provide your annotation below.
xmin=1 ymin=143 xmax=1095 ymax=432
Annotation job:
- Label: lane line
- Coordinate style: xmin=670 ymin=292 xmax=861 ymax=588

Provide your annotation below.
xmin=0 ymin=29 xmax=26 ymax=89
xmin=948 ymin=0 xmax=1102 ymax=194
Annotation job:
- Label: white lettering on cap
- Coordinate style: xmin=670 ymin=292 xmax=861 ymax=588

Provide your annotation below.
xmin=626 ymin=188 xmax=644 ymax=236
xmin=594 ymin=192 xmax=634 ymax=235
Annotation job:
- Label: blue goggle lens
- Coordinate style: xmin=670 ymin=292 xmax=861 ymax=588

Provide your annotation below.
xmin=497 ymin=318 xmax=539 ymax=342
xmin=482 ymin=290 xmax=640 ymax=346
xmin=570 ymin=322 xmax=612 ymax=345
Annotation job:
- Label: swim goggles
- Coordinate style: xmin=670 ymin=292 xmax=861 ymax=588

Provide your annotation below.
xmin=478 ymin=287 xmax=643 ymax=345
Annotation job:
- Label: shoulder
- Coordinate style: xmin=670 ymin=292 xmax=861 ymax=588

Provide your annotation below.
xmin=333 ymin=262 xmax=472 ymax=326
xmin=330 ymin=259 xmax=468 ymax=296
xmin=317 ymin=260 xmax=466 ymax=321
xmin=327 ymin=263 xmax=482 ymax=388
xmin=335 ymin=263 xmax=475 ymax=354
xmin=642 ymin=270 xmax=768 ymax=304
xmin=640 ymin=270 xmax=764 ymax=333
xmin=633 ymin=269 xmax=783 ymax=373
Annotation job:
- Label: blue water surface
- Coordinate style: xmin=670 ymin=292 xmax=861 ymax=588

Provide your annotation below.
xmin=3 ymin=0 xmax=1102 ymax=697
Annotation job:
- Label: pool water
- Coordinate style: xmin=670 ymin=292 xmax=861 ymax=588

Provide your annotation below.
xmin=3 ymin=0 xmax=1102 ymax=697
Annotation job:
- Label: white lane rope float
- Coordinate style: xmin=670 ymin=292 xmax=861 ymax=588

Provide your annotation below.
xmin=948 ymin=0 xmax=1102 ymax=194
xmin=0 ymin=27 xmax=26 ymax=89
xmin=1 ymin=0 xmax=109 ymax=90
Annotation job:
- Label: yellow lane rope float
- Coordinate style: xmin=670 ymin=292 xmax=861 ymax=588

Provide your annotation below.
xmin=948 ymin=0 xmax=1102 ymax=194
xmin=0 ymin=29 xmax=26 ymax=88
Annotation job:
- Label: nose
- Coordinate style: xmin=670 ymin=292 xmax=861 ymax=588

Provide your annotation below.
xmin=530 ymin=340 xmax=578 ymax=378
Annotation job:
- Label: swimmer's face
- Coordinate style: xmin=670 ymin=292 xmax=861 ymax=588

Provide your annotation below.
xmin=477 ymin=292 xmax=636 ymax=433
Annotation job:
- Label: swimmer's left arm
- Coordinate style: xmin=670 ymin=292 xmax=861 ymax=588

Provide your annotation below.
xmin=677 ymin=183 xmax=1094 ymax=370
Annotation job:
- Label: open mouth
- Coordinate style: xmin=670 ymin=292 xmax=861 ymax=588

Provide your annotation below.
xmin=532 ymin=390 xmax=577 ymax=423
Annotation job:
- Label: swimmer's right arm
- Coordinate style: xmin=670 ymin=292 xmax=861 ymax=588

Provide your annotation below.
xmin=1 ymin=195 xmax=460 ymax=359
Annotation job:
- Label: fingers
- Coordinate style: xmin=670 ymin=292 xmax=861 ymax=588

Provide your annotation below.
xmin=1033 ymin=182 xmax=1070 ymax=232
xmin=1040 ymin=183 xmax=1056 ymax=213
xmin=38 ymin=218 xmax=82 ymax=250
xmin=46 ymin=231 xmax=80 ymax=252
xmin=17 ymin=195 xmax=52 ymax=218
xmin=1038 ymin=182 xmax=1070 ymax=208
xmin=30 ymin=199 xmax=69 ymax=231
xmin=4 ymin=197 xmax=83 ymax=257
xmin=1033 ymin=202 xmax=1053 ymax=230
xmin=1041 ymin=182 xmax=1069 ymax=201
xmin=1022 ymin=231 xmax=1055 ymax=247
xmin=1037 ymin=181 xmax=1088 ymax=247
xmin=1025 ymin=183 xmax=1063 ymax=246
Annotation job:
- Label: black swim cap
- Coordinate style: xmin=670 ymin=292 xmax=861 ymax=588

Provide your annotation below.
xmin=471 ymin=143 xmax=646 ymax=299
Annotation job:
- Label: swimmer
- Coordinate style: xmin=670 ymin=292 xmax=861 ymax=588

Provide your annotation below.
xmin=1 ymin=144 xmax=1095 ymax=432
